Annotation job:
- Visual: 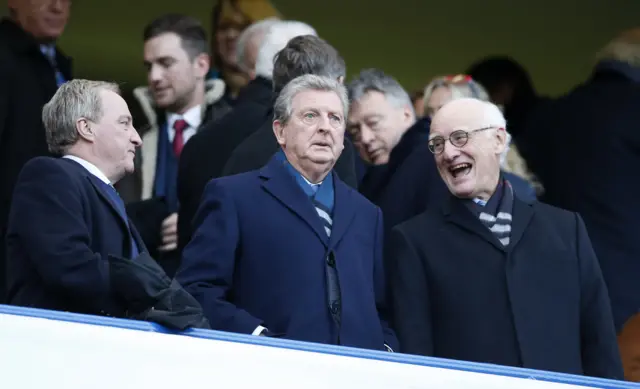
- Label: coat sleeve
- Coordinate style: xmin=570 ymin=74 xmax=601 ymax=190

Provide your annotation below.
xmin=6 ymin=158 xmax=112 ymax=313
xmin=387 ymin=225 xmax=434 ymax=356
xmin=175 ymin=179 xmax=263 ymax=333
xmin=373 ymin=208 xmax=398 ymax=351
xmin=576 ymin=213 xmax=624 ymax=379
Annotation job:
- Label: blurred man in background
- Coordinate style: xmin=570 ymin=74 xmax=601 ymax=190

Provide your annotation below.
xmin=0 ymin=0 xmax=73 ymax=302
xmin=119 ymin=14 xmax=227 ymax=276
xmin=519 ymin=28 xmax=640 ymax=381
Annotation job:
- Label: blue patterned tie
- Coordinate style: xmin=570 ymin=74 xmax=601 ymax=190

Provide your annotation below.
xmin=40 ymin=45 xmax=66 ymax=87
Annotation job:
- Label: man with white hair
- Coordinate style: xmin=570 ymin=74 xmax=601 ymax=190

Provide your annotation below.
xmin=176 ymin=19 xmax=312 ymax=252
xmin=177 ymin=74 xmax=397 ymax=351
xmin=388 ymin=98 xmax=623 ymax=378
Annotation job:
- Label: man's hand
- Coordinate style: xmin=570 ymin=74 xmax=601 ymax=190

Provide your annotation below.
xmin=159 ymin=212 xmax=178 ymax=252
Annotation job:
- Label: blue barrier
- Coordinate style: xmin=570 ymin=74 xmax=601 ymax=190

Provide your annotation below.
xmin=1 ymin=304 xmax=638 ymax=389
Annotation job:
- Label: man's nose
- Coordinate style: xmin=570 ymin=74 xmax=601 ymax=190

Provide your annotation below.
xmin=441 ymin=138 xmax=460 ymax=161
xmin=359 ymin=127 xmax=375 ymax=145
xmin=148 ymin=64 xmax=163 ymax=82
xmin=131 ymin=127 xmax=143 ymax=147
xmin=49 ymin=0 xmax=69 ymax=13
xmin=317 ymin=115 xmax=334 ymax=132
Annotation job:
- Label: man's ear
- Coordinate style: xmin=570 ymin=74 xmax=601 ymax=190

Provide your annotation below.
xmin=273 ymin=120 xmax=286 ymax=147
xmin=76 ymin=118 xmax=95 ymax=142
xmin=402 ymin=104 xmax=414 ymax=125
xmin=337 ymin=76 xmax=345 ymax=84
xmin=194 ymin=53 xmax=211 ymax=79
xmin=494 ymin=127 xmax=508 ymax=154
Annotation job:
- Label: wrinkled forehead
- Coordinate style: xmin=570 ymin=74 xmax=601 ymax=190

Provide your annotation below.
xmin=292 ymin=90 xmax=344 ymax=115
xmin=429 ymin=103 xmax=489 ymax=138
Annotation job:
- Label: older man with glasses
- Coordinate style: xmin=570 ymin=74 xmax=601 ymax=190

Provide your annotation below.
xmin=387 ymin=97 xmax=623 ymax=379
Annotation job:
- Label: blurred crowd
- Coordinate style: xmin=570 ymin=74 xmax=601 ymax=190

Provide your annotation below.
xmin=2 ymin=0 xmax=640 ymax=383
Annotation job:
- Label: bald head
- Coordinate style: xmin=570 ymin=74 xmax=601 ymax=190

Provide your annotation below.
xmin=431 ymin=98 xmax=505 ymax=133
xmin=428 ymin=98 xmax=508 ymax=200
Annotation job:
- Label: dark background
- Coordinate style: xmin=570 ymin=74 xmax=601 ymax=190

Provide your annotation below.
xmin=2 ymin=0 xmax=639 ymax=95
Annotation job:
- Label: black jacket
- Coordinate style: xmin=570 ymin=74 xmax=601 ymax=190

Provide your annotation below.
xmin=177 ymin=77 xmax=274 ymax=252
xmin=0 ymin=19 xmax=73 ymax=302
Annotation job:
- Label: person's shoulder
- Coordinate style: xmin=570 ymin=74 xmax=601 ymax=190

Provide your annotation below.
xmin=530 ymin=199 xmax=572 ymax=218
xmin=203 ymin=169 xmax=261 ymax=194
xmin=21 ymin=156 xmax=67 ymax=174
xmin=228 ymin=120 xmax=274 ymax=158
xmin=16 ymin=157 xmax=83 ymax=191
xmin=392 ymin=204 xmax=442 ymax=237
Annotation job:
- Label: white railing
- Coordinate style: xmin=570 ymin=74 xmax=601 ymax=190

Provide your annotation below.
xmin=0 ymin=305 xmax=637 ymax=389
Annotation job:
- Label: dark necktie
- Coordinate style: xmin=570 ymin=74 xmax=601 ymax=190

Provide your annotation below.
xmin=40 ymin=45 xmax=66 ymax=87
xmin=173 ymin=119 xmax=188 ymax=158
xmin=105 ymin=184 xmax=140 ymax=258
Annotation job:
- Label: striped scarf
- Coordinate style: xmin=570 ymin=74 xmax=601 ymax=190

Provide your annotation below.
xmin=478 ymin=180 xmax=514 ymax=246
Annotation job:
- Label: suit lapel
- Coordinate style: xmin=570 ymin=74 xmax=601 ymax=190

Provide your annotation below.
xmin=443 ymin=196 xmax=506 ymax=252
xmin=328 ymin=177 xmax=356 ymax=250
xmin=86 ymin=175 xmax=130 ymax=233
xmin=259 ymin=159 xmax=329 ymax=246
xmin=507 ymin=195 xmax=535 ymax=251
xmin=129 ymin=222 xmax=147 ymax=255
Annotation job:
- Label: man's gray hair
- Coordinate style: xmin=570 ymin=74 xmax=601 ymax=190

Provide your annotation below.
xmin=255 ymin=20 xmax=317 ymax=79
xmin=235 ymin=18 xmax=280 ymax=71
xmin=274 ymin=74 xmax=348 ymax=126
xmin=348 ymin=68 xmax=415 ymax=115
xmin=42 ymin=79 xmax=120 ymax=156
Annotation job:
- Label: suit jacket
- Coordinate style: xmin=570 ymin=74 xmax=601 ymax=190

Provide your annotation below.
xmin=177 ymin=77 xmax=274 ymax=252
xmin=359 ymin=117 xmax=430 ymax=203
xmin=519 ymin=62 xmax=640 ymax=331
xmin=176 ymin=156 xmax=398 ymax=351
xmin=388 ymin=193 xmax=623 ymax=379
xmin=6 ymin=157 xmax=146 ymax=317
xmin=221 ymin=120 xmax=359 ymax=189
xmin=0 ymin=19 xmax=72 ymax=302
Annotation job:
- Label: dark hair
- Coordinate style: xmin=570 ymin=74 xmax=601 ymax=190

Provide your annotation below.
xmin=466 ymin=56 xmax=535 ymax=98
xmin=272 ymin=35 xmax=346 ymax=94
xmin=143 ymin=14 xmax=208 ymax=59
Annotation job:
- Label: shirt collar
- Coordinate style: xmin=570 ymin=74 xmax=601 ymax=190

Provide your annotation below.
xmin=301 ymin=175 xmax=322 ymax=187
xmin=63 ymin=155 xmax=111 ymax=184
xmin=166 ymin=104 xmax=202 ymax=129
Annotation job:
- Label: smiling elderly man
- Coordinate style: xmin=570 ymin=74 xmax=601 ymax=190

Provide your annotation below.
xmin=387 ymin=97 xmax=623 ymax=379
xmin=176 ymin=74 xmax=397 ymax=351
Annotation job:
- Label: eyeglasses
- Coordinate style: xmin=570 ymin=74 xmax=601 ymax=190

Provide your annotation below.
xmin=427 ymin=126 xmax=495 ymax=155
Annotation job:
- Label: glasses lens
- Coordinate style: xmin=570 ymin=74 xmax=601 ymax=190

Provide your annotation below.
xmin=450 ymin=131 xmax=469 ymax=147
xmin=428 ymin=138 xmax=443 ymax=154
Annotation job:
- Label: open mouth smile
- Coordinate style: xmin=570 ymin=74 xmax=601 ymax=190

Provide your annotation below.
xmin=449 ymin=162 xmax=472 ymax=178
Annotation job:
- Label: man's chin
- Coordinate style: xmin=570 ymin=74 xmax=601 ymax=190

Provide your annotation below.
xmin=308 ymin=154 xmax=336 ymax=166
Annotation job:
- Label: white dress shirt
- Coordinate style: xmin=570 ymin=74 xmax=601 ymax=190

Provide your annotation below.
xmin=63 ymin=155 xmax=110 ymax=184
xmin=166 ymin=105 xmax=202 ymax=144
